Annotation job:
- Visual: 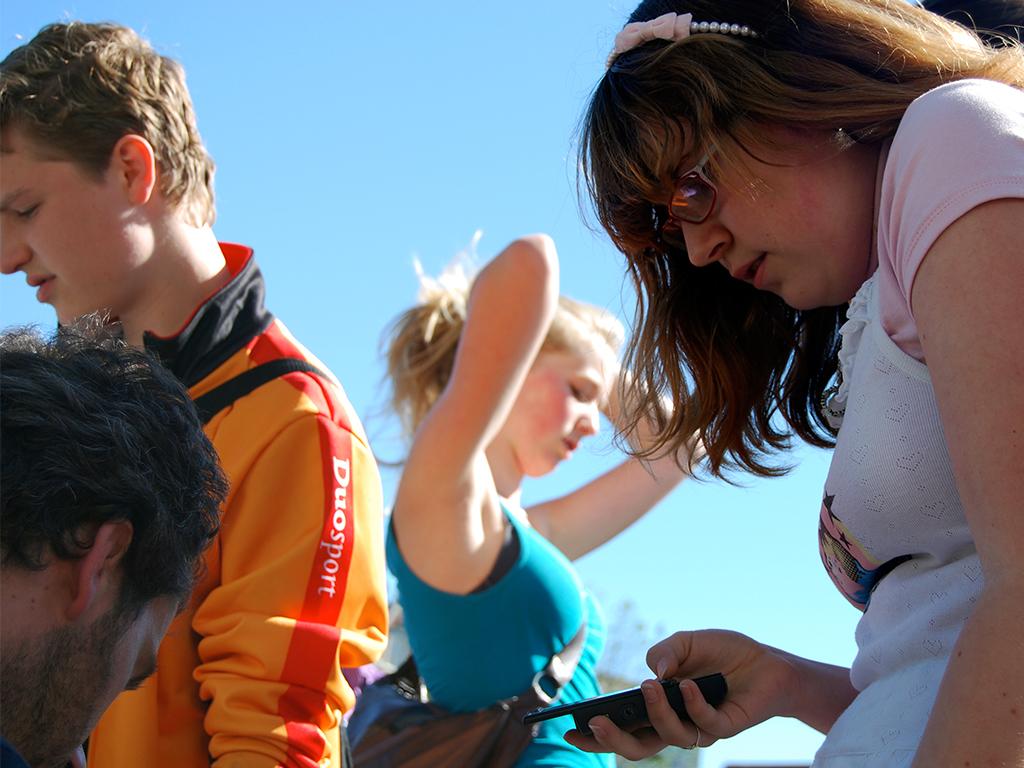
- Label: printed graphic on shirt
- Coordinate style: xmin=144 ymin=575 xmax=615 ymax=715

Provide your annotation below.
xmin=819 ymin=493 xmax=911 ymax=610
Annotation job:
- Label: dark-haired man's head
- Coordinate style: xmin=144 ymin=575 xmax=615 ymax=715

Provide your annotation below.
xmin=0 ymin=322 xmax=226 ymax=768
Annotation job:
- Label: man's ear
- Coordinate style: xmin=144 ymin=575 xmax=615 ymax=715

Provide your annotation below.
xmin=66 ymin=521 xmax=134 ymax=622
xmin=110 ymin=134 xmax=158 ymax=206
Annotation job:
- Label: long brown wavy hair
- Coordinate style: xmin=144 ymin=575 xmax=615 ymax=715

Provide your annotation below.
xmin=579 ymin=0 xmax=1024 ymax=478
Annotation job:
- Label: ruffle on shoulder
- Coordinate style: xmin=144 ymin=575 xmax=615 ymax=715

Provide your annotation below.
xmin=822 ymin=273 xmax=876 ymax=430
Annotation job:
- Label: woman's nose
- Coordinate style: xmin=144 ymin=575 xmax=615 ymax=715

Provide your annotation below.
xmin=683 ymin=221 xmax=729 ymax=269
xmin=577 ymin=404 xmax=600 ymax=438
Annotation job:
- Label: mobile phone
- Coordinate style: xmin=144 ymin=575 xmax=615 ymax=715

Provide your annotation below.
xmin=522 ymin=673 xmax=727 ymax=736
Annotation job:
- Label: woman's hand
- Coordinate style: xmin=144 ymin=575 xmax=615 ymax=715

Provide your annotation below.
xmin=602 ymin=366 xmax=705 ymax=464
xmin=601 ymin=366 xmax=658 ymax=450
xmin=565 ymin=629 xmax=853 ymax=761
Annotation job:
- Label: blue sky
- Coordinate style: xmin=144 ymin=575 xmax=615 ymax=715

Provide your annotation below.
xmin=1 ymin=2 xmax=862 ymax=765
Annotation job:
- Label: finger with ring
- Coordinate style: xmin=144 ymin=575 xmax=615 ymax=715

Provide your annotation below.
xmin=683 ymin=724 xmax=702 ymax=750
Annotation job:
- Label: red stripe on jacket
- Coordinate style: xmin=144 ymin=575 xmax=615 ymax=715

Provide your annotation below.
xmin=248 ymin=323 xmax=359 ymax=765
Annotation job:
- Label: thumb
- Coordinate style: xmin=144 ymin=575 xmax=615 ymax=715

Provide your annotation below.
xmin=646 ymin=631 xmax=694 ymax=679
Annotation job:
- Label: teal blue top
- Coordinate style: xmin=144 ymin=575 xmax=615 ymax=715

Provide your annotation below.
xmin=386 ymin=505 xmax=613 ymax=767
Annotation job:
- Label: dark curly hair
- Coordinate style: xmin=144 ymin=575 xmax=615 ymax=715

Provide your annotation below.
xmin=1 ymin=321 xmax=227 ymax=617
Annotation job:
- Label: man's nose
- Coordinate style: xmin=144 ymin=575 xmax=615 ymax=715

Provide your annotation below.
xmin=0 ymin=230 xmax=31 ymax=275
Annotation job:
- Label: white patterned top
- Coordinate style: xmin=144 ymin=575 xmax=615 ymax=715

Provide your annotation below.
xmin=813 ymin=79 xmax=1024 ymax=766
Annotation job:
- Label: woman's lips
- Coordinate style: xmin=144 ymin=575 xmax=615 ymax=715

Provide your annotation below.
xmin=752 ymin=255 xmax=767 ymax=290
xmin=732 ymin=254 xmax=766 ymax=285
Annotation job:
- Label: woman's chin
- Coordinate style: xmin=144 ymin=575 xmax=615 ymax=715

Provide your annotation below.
xmin=524 ymin=456 xmax=565 ymax=479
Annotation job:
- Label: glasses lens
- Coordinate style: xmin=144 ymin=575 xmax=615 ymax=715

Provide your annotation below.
xmin=660 ymin=218 xmax=685 ymax=249
xmin=670 ymin=174 xmax=715 ymax=223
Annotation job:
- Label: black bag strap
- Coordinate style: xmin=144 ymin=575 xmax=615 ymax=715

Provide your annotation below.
xmin=340 ymin=718 xmax=353 ymax=768
xmin=390 ymin=604 xmax=588 ymax=711
xmin=516 ymin=614 xmax=588 ymax=711
xmin=194 ymin=358 xmax=327 ymax=424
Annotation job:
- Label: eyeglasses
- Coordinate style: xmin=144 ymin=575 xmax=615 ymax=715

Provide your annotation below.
xmin=657 ymin=153 xmax=717 ymax=249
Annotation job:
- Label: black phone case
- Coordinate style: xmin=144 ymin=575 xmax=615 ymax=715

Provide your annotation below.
xmin=522 ymin=673 xmax=727 ymax=736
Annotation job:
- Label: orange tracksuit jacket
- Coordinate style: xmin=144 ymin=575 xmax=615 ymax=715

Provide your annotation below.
xmin=88 ymin=244 xmax=388 ymax=767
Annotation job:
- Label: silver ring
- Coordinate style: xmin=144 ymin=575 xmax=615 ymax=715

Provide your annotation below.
xmin=683 ymin=724 xmax=702 ymax=750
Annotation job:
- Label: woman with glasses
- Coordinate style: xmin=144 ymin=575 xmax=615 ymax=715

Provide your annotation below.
xmin=569 ymin=1 xmax=1024 ymax=765
xmin=380 ymin=235 xmax=695 ymax=766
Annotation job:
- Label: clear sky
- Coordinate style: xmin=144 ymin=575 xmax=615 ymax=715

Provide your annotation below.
xmin=0 ymin=2 xmax=863 ymax=765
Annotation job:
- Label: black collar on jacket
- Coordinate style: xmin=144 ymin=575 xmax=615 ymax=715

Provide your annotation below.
xmin=144 ymin=245 xmax=274 ymax=388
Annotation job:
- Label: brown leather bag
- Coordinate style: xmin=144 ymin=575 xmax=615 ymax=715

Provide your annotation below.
xmin=350 ymin=623 xmax=586 ymax=768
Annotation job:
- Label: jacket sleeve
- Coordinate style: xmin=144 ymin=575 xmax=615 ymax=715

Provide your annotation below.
xmin=192 ymin=411 xmax=388 ymax=767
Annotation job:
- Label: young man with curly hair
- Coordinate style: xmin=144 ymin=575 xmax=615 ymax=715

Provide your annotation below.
xmin=1 ymin=323 xmax=227 ymax=768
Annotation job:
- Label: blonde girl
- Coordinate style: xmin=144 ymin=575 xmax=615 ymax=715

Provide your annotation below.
xmin=384 ymin=235 xmax=693 ymax=767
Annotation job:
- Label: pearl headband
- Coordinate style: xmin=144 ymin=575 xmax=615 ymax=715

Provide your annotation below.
xmin=607 ymin=11 xmax=759 ymax=68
